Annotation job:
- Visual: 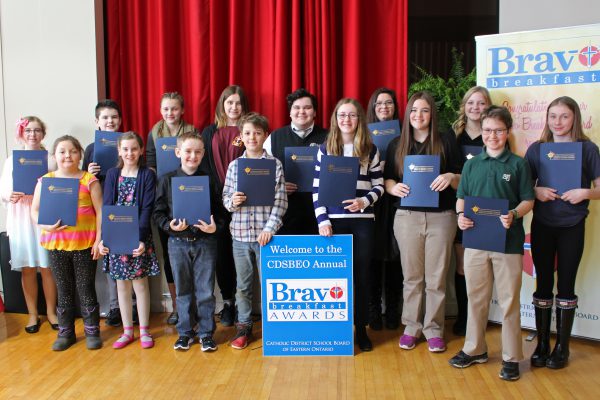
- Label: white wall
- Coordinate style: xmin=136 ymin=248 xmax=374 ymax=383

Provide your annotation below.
xmin=0 ymin=0 xmax=99 ymax=232
xmin=500 ymin=0 xmax=600 ymax=33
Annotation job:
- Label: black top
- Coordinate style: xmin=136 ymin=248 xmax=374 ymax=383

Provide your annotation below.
xmin=525 ymin=139 xmax=600 ymax=227
xmin=384 ymin=131 xmax=463 ymax=211
xmin=269 ymin=124 xmax=328 ymax=235
xmin=152 ymin=166 xmax=227 ymax=239
xmin=455 ymin=130 xmax=484 ymax=147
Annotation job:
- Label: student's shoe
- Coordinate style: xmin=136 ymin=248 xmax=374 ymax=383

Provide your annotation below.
xmin=427 ymin=337 xmax=447 ymax=353
xmin=201 ymin=336 xmax=218 ymax=352
xmin=448 ymin=350 xmax=488 ymax=368
xmin=399 ymin=334 xmax=418 ymax=350
xmin=112 ymin=332 xmax=135 ymax=349
xmin=499 ymin=361 xmax=520 ymax=381
xmin=25 ymin=318 xmax=41 ymax=334
xmin=174 ymin=335 xmax=194 ymax=351
xmin=230 ymin=323 xmax=252 ymax=350
xmin=220 ymin=303 xmax=235 ymax=327
xmin=52 ymin=335 xmax=76 ymax=351
xmin=166 ymin=311 xmax=178 ymax=326
xmin=105 ymin=308 xmax=122 ymax=327
xmin=356 ymin=326 xmax=373 ymax=352
xmin=140 ymin=331 xmax=154 ymax=349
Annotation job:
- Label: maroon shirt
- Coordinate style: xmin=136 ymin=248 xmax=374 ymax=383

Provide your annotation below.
xmin=211 ymin=126 xmax=245 ymax=186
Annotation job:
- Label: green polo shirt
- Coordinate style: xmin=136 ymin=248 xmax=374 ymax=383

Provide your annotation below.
xmin=457 ymin=148 xmax=534 ymax=254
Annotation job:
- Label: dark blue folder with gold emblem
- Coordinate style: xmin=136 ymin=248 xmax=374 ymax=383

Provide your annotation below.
xmin=38 ymin=177 xmax=79 ymax=226
xmin=12 ymin=150 xmax=48 ymax=194
xmin=93 ymin=130 xmax=122 ymax=175
xmin=317 ymin=155 xmax=359 ymax=207
xmin=172 ymin=176 xmax=211 ymax=224
xmin=237 ymin=158 xmax=276 ymax=206
xmin=539 ymin=142 xmax=582 ymax=195
xmin=284 ymin=146 xmax=318 ymax=192
xmin=102 ymin=205 xmax=139 ymax=255
xmin=156 ymin=137 xmax=180 ymax=177
xmin=400 ymin=155 xmax=440 ymax=207
xmin=368 ymin=120 xmax=401 ymax=161
xmin=461 ymin=145 xmax=483 ymax=162
xmin=463 ymin=196 xmax=508 ymax=253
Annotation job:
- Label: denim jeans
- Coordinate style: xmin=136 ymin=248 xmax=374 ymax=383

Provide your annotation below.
xmin=168 ymin=236 xmax=217 ymax=338
xmin=232 ymin=240 xmax=261 ymax=325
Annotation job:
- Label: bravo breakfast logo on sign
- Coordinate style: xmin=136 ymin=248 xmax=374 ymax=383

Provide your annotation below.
xmin=266 ymin=279 xmax=348 ymax=321
xmin=261 ymin=235 xmax=354 ymax=356
xmin=486 ymin=42 xmax=600 ymax=88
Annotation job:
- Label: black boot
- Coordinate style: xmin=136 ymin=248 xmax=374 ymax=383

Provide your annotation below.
xmin=453 ymin=273 xmax=468 ymax=336
xmin=530 ymin=297 xmax=553 ymax=367
xmin=52 ymin=307 xmax=76 ymax=351
xmin=547 ymin=297 xmax=577 ymax=369
xmin=82 ymin=304 xmax=102 ymax=350
xmin=356 ymin=325 xmax=373 ymax=352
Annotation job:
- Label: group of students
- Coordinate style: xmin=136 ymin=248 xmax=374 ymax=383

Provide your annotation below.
xmin=1 ymin=84 xmax=598 ymax=382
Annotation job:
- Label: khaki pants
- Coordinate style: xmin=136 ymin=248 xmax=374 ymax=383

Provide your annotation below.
xmin=393 ymin=209 xmax=456 ymax=339
xmin=462 ymin=249 xmax=524 ymax=362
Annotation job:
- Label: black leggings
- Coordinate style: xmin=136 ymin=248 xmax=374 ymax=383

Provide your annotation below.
xmin=216 ymin=227 xmax=236 ymax=300
xmin=531 ymin=218 xmax=585 ymax=300
xmin=49 ymin=249 xmax=98 ymax=308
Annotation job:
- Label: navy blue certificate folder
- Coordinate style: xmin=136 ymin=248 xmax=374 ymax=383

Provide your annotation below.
xmin=400 ymin=155 xmax=440 ymax=207
xmin=172 ymin=176 xmax=211 ymax=224
xmin=93 ymin=130 xmax=122 ymax=174
xmin=368 ymin=120 xmax=401 ymax=161
xmin=156 ymin=137 xmax=180 ymax=177
xmin=38 ymin=177 xmax=79 ymax=226
xmin=539 ymin=142 xmax=582 ymax=195
xmin=317 ymin=155 xmax=359 ymax=207
xmin=463 ymin=196 xmax=509 ymax=253
xmin=284 ymin=146 xmax=318 ymax=192
xmin=237 ymin=159 xmax=276 ymax=206
xmin=461 ymin=145 xmax=483 ymax=161
xmin=12 ymin=150 xmax=48 ymax=194
xmin=102 ymin=205 xmax=139 ymax=255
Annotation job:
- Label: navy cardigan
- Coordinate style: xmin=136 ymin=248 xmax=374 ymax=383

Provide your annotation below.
xmin=103 ymin=166 xmax=157 ymax=241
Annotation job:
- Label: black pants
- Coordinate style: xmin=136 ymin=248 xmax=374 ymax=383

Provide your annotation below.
xmin=48 ymin=249 xmax=97 ymax=308
xmin=216 ymin=226 xmax=236 ymax=301
xmin=158 ymin=228 xmax=174 ymax=284
xmin=531 ymin=218 xmax=585 ymax=300
xmin=331 ymin=218 xmax=374 ymax=327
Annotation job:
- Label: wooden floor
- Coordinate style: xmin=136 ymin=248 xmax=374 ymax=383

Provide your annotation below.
xmin=0 ymin=313 xmax=598 ymax=399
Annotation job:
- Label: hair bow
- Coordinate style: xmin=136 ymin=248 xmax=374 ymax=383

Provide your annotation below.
xmin=15 ymin=117 xmax=30 ymax=140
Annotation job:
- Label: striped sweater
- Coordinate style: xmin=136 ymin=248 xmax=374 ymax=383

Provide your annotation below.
xmin=312 ymin=144 xmax=384 ymax=227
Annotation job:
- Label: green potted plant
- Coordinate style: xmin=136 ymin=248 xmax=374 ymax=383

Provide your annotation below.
xmin=408 ymin=48 xmax=476 ymax=132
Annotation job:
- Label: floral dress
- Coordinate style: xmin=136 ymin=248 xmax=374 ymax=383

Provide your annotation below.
xmin=103 ymin=176 xmax=159 ymax=280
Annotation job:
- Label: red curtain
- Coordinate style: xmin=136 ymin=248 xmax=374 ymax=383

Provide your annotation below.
xmin=105 ymin=0 xmax=407 ymax=141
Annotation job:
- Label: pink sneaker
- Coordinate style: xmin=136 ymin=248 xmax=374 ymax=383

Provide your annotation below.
xmin=427 ymin=337 xmax=446 ymax=352
xmin=112 ymin=332 xmax=135 ymax=349
xmin=399 ymin=334 xmax=418 ymax=350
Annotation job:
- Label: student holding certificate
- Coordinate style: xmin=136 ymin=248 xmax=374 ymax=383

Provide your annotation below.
xmin=31 ymin=136 xmax=103 ymax=351
xmin=0 ymin=116 xmax=58 ymax=333
xmin=449 ymin=106 xmax=534 ymax=381
xmin=524 ymin=96 xmax=600 ymax=370
xmin=449 ymin=86 xmax=492 ymax=336
xmin=146 ymin=92 xmax=197 ymax=327
xmin=365 ymin=88 xmax=402 ymax=331
xmin=313 ymin=99 xmax=384 ymax=352
xmin=384 ymin=91 xmax=462 ymax=353
xmin=98 ymin=132 xmax=159 ymax=349
xmin=82 ymin=100 xmax=125 ymax=328
xmin=201 ymin=85 xmax=249 ymax=328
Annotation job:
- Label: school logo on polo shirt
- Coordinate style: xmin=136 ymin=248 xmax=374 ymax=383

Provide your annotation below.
xmin=266 ymin=278 xmax=348 ymax=322
xmin=502 ymin=173 xmax=511 ymax=182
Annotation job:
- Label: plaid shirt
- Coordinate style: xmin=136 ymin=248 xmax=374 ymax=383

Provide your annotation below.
xmin=223 ymin=150 xmax=288 ymax=242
